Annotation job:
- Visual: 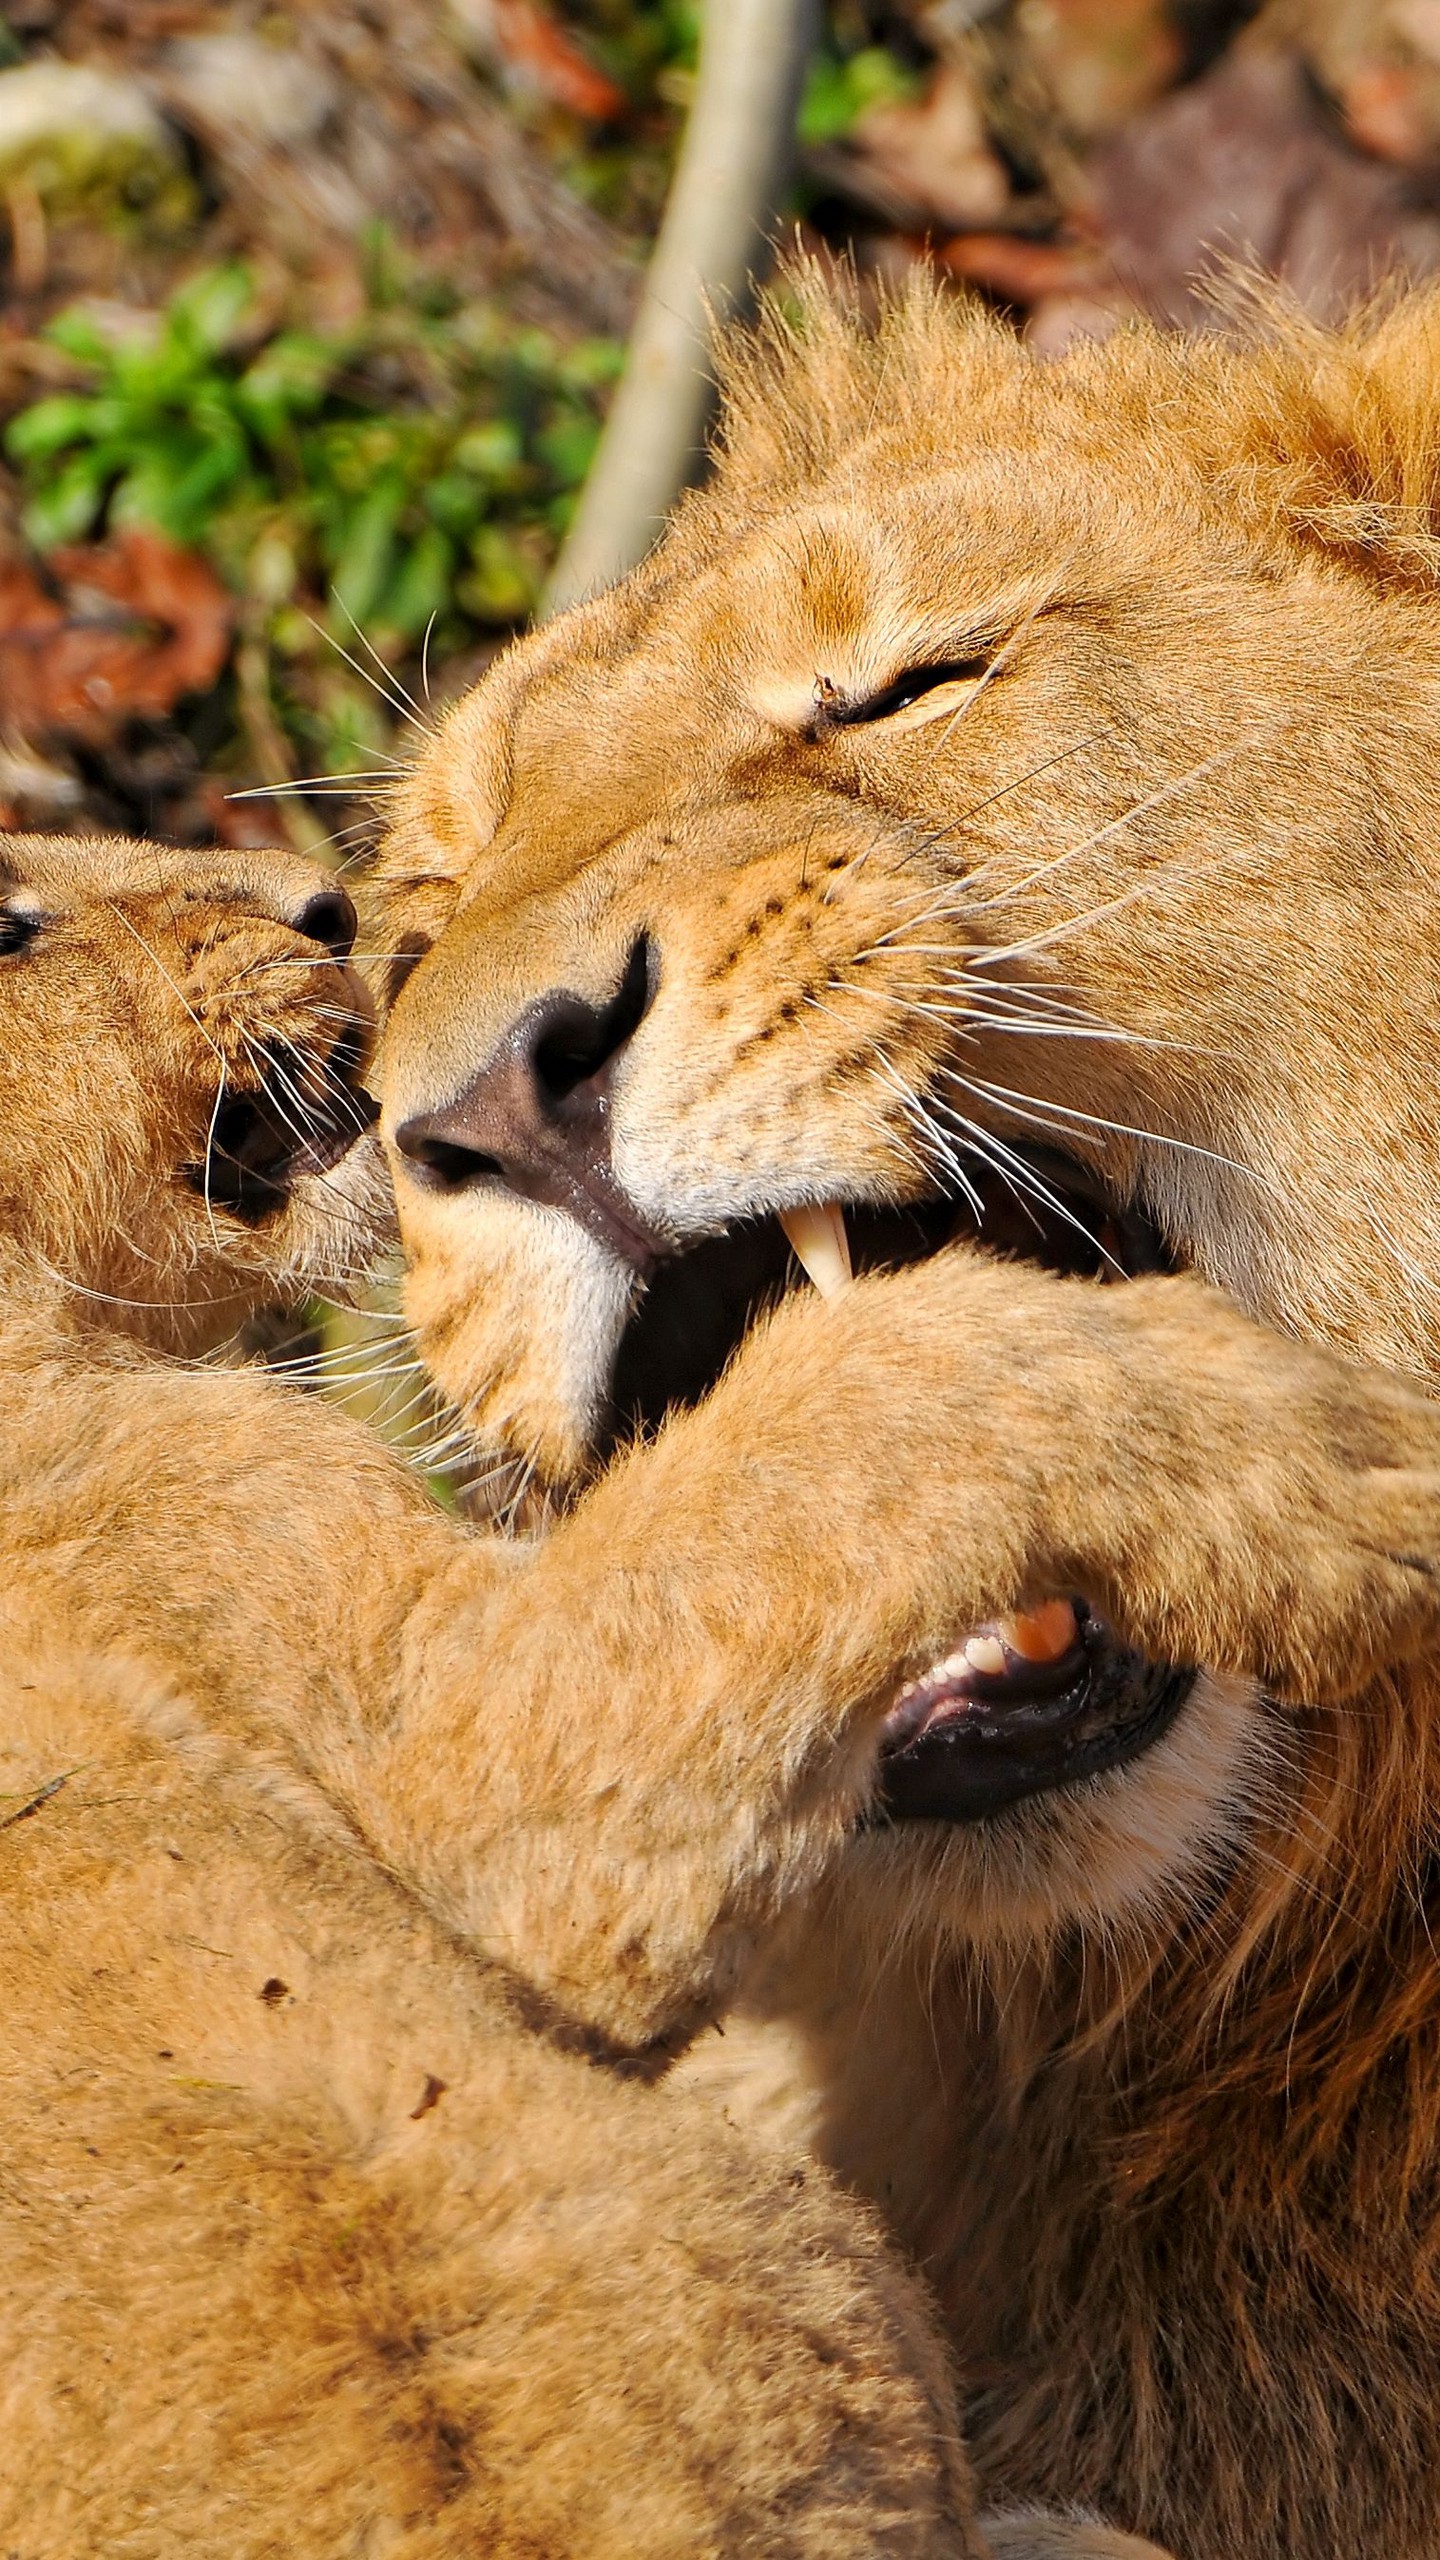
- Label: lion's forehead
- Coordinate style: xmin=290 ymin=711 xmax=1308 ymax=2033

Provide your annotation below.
xmin=488 ymin=473 xmax=1200 ymax=783
xmin=372 ymin=356 xmax=1254 ymax=954
xmin=531 ymin=486 xmax=1100 ymax=719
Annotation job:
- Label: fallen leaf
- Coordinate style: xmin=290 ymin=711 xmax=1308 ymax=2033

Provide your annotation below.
xmin=453 ymin=0 xmax=625 ymax=123
xmin=1014 ymin=0 xmax=1182 ymax=140
xmin=1087 ymin=43 xmax=1440 ymax=327
xmin=0 ymin=522 xmax=232 ymax=743
xmin=939 ymin=228 xmax=1106 ymax=304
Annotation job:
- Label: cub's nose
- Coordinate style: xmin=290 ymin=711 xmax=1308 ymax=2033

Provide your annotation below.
xmin=289 ymin=885 xmax=357 ymax=958
xmin=392 ymin=936 xmax=657 ymax=1263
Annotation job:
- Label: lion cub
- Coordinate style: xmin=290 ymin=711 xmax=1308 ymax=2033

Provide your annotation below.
xmin=0 ymin=831 xmax=1182 ymax=2559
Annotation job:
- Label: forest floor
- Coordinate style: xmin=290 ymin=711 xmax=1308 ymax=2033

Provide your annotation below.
xmin=0 ymin=0 xmax=1437 ymax=863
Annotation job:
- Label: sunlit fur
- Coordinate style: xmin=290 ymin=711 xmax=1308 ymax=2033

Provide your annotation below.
xmin=7 ymin=831 xmax=1164 ymax=2559
xmin=370 ymin=277 xmax=1440 ymax=2555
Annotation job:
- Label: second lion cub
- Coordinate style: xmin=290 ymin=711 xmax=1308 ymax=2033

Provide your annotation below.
xmin=0 ymin=829 xmax=1178 ymax=2557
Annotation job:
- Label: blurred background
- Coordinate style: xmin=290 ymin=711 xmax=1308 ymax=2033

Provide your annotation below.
xmin=0 ymin=0 xmax=1436 ymax=858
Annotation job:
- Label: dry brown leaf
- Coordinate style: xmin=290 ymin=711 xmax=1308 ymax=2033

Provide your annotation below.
xmin=0 ymin=523 xmax=231 ymax=744
xmin=847 ymin=61 xmax=1009 ymax=232
xmin=489 ymin=0 xmax=626 ymax=122
xmin=1087 ymin=43 xmax=1440 ymax=328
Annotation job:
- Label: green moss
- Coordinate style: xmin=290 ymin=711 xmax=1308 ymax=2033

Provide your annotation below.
xmin=798 ymin=40 xmax=920 ymax=146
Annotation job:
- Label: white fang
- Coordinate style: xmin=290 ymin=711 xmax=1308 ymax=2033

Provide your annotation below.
xmin=779 ymin=1201 xmax=852 ymax=1299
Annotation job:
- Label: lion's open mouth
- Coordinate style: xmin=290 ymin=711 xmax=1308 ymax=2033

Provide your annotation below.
xmin=184 ymin=1022 xmax=379 ymax=1223
xmin=608 ymin=1142 xmax=1192 ymax=1823
xmin=874 ymin=1598 xmax=1195 ymax=1823
xmin=608 ymin=1142 xmax=1172 ymax=1441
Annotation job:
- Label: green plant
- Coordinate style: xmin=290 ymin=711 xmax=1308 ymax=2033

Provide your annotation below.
xmin=4 ymin=260 xmax=622 ymax=759
xmin=797 ymin=40 xmax=920 ymax=147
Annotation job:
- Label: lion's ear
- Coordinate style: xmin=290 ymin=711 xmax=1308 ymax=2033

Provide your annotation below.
xmin=1231 ymin=283 xmax=1440 ymax=585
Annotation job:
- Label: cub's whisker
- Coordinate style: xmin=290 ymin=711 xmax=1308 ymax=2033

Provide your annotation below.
xmin=330 ymin=590 xmax=430 ymax=728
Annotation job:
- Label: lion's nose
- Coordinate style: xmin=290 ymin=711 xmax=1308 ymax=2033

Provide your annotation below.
xmin=289 ymin=886 xmax=357 ymax=958
xmin=392 ymin=937 xmax=657 ymax=1262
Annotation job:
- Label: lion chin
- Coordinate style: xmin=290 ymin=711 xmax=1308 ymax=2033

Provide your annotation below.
xmin=369 ymin=272 xmax=1440 ymax=2557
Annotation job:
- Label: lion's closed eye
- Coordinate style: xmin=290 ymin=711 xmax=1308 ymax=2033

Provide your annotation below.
xmin=818 ymin=656 xmax=993 ymax=734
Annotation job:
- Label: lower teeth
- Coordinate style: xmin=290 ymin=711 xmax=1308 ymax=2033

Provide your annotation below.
xmin=964 ymin=1633 xmax=1009 ymax=1675
xmin=897 ymin=1599 xmax=1083 ymax=1712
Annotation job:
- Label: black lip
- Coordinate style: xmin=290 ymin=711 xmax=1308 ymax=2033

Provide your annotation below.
xmin=875 ymin=1613 xmax=1196 ymax=1824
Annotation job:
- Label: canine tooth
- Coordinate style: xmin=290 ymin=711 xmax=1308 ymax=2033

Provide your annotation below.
xmin=779 ymin=1201 xmax=852 ymax=1299
xmin=998 ymin=1600 xmax=1080 ymax=1664
xmin=964 ymin=1634 xmax=1009 ymax=1676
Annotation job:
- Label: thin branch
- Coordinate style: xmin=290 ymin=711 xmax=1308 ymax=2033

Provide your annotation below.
xmin=545 ymin=0 xmax=818 ymax=613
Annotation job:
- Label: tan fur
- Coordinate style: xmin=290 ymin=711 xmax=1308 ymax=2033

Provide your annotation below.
xmin=0 ymin=835 xmax=1001 ymax=2558
xmin=370 ymin=276 xmax=1440 ymax=2555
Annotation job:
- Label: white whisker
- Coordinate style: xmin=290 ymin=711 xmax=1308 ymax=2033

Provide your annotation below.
xmin=951 ymin=1069 xmax=1269 ymax=1193
xmin=311 ymin=605 xmax=422 ymax=730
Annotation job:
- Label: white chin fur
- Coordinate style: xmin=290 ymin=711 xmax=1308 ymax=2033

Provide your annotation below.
xmin=278 ymin=1133 xmax=396 ymax=1287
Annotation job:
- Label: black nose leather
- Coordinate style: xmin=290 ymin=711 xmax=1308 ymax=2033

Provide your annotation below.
xmin=291 ymin=886 xmax=358 ymax=959
xmin=393 ymin=937 xmax=659 ymax=1265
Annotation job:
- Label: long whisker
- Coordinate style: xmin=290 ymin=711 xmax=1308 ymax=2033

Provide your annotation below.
xmin=971 ymin=843 xmax=1242 ymax=970
xmin=331 ymin=588 xmax=430 ymax=727
xmin=867 ymin=1051 xmax=984 ymax=1219
xmin=236 ymin=1037 xmax=374 ymax=1200
xmin=923 ymin=1087 xmax=1123 ymax=1273
xmin=891 ymin=733 xmax=1110 ymax=879
xmin=823 ymin=720 xmax=1071 ymax=900
xmin=840 ymin=972 xmax=1180 ymax=1052
xmin=30 ymin=1250 xmax=252 ymax=1317
xmin=107 ymin=906 xmax=224 ymax=1064
xmin=853 ymin=738 xmax=1264 ymax=965
xmin=948 ymin=1068 xmax=1274 ymax=1194
xmin=967 ymin=744 xmax=1249 ymax=914
xmin=235 ymin=950 xmax=418 ymax=972
xmin=917 ymin=567 xmax=1075 ymax=776
xmin=107 ymin=903 xmax=234 ymax=1254
xmin=227 ymin=771 xmax=404 ymax=800
xmin=199 ymin=1065 xmax=229 ymax=1257
xmin=310 ymin=608 xmax=421 ymax=730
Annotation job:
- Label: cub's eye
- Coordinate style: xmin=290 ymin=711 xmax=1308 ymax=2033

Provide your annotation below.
xmin=820 ymin=657 xmax=994 ymax=733
xmin=0 ymin=904 xmax=42 ymax=957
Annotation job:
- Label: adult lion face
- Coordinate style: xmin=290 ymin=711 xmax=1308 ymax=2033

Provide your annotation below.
xmin=373 ymin=279 xmax=1440 ymax=1911
xmin=0 ymin=832 xmax=387 ymax=1352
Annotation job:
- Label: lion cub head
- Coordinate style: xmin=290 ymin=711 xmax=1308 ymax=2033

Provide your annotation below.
xmin=0 ymin=832 xmax=386 ymax=1353
xmin=370 ymin=278 xmax=1440 ymax=1918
